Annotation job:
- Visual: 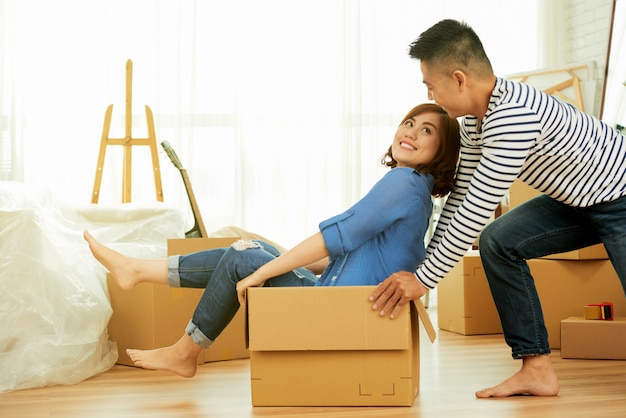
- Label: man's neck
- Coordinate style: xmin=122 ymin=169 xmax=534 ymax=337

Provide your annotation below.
xmin=472 ymin=75 xmax=497 ymax=122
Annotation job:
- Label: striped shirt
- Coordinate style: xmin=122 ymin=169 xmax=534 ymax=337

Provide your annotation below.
xmin=416 ymin=77 xmax=626 ymax=289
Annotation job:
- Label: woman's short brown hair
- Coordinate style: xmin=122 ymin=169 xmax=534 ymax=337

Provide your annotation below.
xmin=380 ymin=103 xmax=460 ymax=197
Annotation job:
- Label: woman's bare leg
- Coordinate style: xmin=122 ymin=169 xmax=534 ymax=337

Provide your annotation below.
xmin=126 ymin=334 xmax=203 ymax=378
xmin=475 ymin=354 xmax=560 ymax=398
xmin=84 ymin=230 xmax=168 ymax=290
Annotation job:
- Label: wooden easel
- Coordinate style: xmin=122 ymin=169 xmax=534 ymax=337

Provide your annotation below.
xmin=507 ymin=64 xmax=590 ymax=112
xmin=91 ymin=59 xmax=163 ymax=203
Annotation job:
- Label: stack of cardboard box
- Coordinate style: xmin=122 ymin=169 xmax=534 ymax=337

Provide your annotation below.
xmin=437 ymin=179 xmax=626 ymax=358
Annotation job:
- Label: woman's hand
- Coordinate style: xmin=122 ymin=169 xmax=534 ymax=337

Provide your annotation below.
xmin=236 ymin=273 xmax=267 ymax=305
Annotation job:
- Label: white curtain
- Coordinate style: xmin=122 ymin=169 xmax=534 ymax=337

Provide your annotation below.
xmin=602 ymin=0 xmax=626 ymax=128
xmin=0 ymin=0 xmax=544 ymax=393
xmin=0 ymin=0 xmax=539 ymax=248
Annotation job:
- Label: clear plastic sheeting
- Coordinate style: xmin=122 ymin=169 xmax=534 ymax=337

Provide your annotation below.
xmin=0 ymin=181 xmax=185 ymax=393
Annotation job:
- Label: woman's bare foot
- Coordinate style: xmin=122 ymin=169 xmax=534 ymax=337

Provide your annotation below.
xmin=83 ymin=230 xmax=141 ymax=290
xmin=126 ymin=335 xmax=203 ymax=378
xmin=475 ymin=354 xmax=560 ymax=398
xmin=84 ymin=230 xmax=168 ymax=290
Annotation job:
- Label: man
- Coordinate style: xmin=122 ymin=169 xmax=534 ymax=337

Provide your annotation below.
xmin=370 ymin=19 xmax=626 ymax=398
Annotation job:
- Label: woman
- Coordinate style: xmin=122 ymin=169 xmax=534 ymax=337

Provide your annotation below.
xmin=84 ymin=103 xmax=460 ymax=378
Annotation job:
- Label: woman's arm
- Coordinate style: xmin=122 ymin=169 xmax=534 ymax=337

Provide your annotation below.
xmin=236 ymin=232 xmax=329 ymax=304
xmin=304 ymin=257 xmax=329 ymax=275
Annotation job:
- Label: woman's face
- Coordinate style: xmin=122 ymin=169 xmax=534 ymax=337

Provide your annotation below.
xmin=392 ymin=111 xmax=441 ymax=169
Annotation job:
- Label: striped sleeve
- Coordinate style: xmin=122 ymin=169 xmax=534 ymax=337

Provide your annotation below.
xmin=415 ymin=104 xmax=540 ymax=289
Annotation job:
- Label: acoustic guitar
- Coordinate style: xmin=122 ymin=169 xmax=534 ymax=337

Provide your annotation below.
xmin=161 ymin=141 xmax=207 ymax=238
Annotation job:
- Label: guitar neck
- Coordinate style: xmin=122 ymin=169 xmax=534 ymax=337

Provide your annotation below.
xmin=179 ymin=168 xmax=208 ymax=238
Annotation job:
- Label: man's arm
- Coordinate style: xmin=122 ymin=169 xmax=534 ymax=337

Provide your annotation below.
xmin=369 ymin=271 xmax=429 ymax=318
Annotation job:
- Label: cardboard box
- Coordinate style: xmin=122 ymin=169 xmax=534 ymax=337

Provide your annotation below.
xmin=508 ymin=179 xmax=608 ymax=260
xmin=561 ymin=317 xmax=626 ymax=360
xmin=107 ymin=237 xmax=249 ymax=366
xmin=437 ymin=250 xmax=503 ymax=335
xmin=529 ymin=259 xmax=626 ymax=349
xmin=246 ymin=286 xmax=436 ymax=407
xmin=436 ymin=252 xmax=626 ymax=348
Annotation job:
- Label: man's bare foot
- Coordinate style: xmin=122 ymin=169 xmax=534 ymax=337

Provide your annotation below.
xmin=475 ymin=354 xmax=560 ymax=398
xmin=83 ymin=230 xmax=141 ymax=290
xmin=126 ymin=335 xmax=202 ymax=378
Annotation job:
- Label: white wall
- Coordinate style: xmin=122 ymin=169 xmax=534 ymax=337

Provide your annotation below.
xmin=563 ymin=0 xmax=615 ymax=114
xmin=540 ymin=0 xmax=612 ymax=71
xmin=564 ymin=0 xmax=613 ymax=73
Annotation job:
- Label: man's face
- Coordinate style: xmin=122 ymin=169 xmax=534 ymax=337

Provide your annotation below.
xmin=420 ymin=61 xmax=465 ymax=119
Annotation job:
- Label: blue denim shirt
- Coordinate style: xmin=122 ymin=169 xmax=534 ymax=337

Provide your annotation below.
xmin=316 ymin=167 xmax=434 ymax=286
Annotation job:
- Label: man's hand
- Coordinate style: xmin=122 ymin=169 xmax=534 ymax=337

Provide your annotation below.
xmin=369 ymin=271 xmax=429 ymax=319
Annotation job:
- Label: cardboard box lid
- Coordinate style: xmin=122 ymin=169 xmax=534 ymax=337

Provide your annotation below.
xmin=247 ymin=286 xmax=435 ymax=351
xmin=561 ymin=316 xmax=626 ymax=326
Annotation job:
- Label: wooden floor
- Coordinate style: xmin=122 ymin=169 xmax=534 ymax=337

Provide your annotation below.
xmin=3 ymin=309 xmax=626 ymax=418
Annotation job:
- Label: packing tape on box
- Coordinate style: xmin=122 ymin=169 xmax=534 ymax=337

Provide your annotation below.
xmin=583 ymin=302 xmax=614 ymax=320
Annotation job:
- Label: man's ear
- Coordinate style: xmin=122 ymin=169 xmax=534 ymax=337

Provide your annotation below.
xmin=451 ymin=70 xmax=466 ymax=89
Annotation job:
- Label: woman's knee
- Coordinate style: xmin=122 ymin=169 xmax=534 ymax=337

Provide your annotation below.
xmin=222 ymin=240 xmax=273 ymax=276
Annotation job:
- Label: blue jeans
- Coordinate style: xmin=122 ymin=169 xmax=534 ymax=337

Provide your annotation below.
xmin=479 ymin=194 xmax=626 ymax=358
xmin=167 ymin=240 xmax=317 ymax=348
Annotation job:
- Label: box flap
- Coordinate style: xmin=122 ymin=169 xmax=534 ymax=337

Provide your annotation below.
xmin=167 ymin=237 xmax=239 ymax=256
xmin=248 ymin=286 xmax=412 ymax=351
xmin=413 ymin=298 xmax=437 ymax=343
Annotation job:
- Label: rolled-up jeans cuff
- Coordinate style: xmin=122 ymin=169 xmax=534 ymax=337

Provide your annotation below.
xmin=512 ymin=348 xmax=551 ymax=359
xmin=185 ymin=320 xmax=214 ymax=349
xmin=168 ymin=255 xmax=181 ymax=288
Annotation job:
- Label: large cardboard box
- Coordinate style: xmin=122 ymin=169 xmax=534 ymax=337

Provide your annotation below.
xmin=107 ymin=237 xmax=249 ymax=366
xmin=246 ymin=286 xmax=436 ymax=407
xmin=508 ymin=179 xmax=608 ymax=260
xmin=437 ymin=250 xmax=503 ymax=335
xmin=561 ymin=317 xmax=626 ymax=360
xmin=529 ymin=259 xmax=626 ymax=349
